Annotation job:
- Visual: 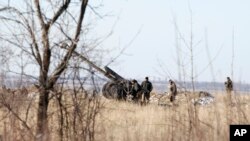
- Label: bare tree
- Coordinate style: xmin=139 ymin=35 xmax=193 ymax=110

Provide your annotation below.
xmin=174 ymin=16 xmax=182 ymax=83
xmin=188 ymin=2 xmax=195 ymax=93
xmin=231 ymin=28 xmax=235 ymax=82
xmin=0 ymin=0 xmax=91 ymax=140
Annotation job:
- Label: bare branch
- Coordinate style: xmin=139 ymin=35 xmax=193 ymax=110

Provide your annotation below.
xmin=0 ymin=7 xmax=11 ymax=12
xmin=194 ymin=45 xmax=223 ymax=78
xmin=48 ymin=0 xmax=89 ymax=88
xmin=106 ymin=26 xmax=142 ymax=66
xmin=0 ymin=94 xmax=34 ymax=137
xmin=34 ymin=0 xmax=46 ymax=29
xmin=47 ymin=0 xmax=71 ymax=28
xmin=0 ymin=6 xmax=42 ymax=66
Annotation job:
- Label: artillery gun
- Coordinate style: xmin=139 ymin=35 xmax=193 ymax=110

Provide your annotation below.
xmin=67 ymin=49 xmax=132 ymax=100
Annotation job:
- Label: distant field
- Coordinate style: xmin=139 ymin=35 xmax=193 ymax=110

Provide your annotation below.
xmin=0 ymin=89 xmax=249 ymax=141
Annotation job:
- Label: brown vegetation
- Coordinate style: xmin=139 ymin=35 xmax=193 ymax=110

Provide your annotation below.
xmin=0 ymin=88 xmax=249 ymax=141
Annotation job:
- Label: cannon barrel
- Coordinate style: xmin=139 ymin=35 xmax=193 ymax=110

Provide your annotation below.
xmin=61 ymin=47 xmax=117 ymax=81
xmin=104 ymin=66 xmax=124 ymax=81
xmin=62 ymin=48 xmax=130 ymax=100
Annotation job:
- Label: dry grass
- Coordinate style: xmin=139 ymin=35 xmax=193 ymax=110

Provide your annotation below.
xmin=0 ymin=89 xmax=250 ymax=141
xmin=95 ymin=92 xmax=250 ymax=141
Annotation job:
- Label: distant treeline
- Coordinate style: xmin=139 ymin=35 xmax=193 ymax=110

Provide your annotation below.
xmin=1 ymin=75 xmax=250 ymax=93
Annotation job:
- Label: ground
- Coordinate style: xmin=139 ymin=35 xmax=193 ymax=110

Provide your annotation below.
xmin=0 ymin=88 xmax=249 ymax=141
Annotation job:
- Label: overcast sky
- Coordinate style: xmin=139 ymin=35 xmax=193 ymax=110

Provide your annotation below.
xmin=1 ymin=0 xmax=250 ymax=83
xmin=88 ymin=0 xmax=250 ymax=83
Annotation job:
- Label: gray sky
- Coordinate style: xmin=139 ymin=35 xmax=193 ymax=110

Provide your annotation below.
xmin=1 ymin=0 xmax=249 ymax=83
xmin=90 ymin=0 xmax=250 ymax=83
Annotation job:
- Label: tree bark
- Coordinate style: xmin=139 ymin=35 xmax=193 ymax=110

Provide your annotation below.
xmin=36 ymin=87 xmax=50 ymax=141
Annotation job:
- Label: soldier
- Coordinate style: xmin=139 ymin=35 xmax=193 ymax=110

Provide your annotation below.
xmin=168 ymin=79 xmax=177 ymax=102
xmin=225 ymin=76 xmax=233 ymax=94
xmin=141 ymin=77 xmax=153 ymax=102
xmin=131 ymin=79 xmax=141 ymax=101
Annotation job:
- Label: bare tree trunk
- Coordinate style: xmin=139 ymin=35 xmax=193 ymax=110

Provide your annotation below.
xmin=190 ymin=14 xmax=195 ymax=93
xmin=36 ymin=87 xmax=50 ymax=141
xmin=57 ymin=92 xmax=64 ymax=141
xmin=33 ymin=1 xmax=88 ymax=140
xmin=188 ymin=3 xmax=195 ymax=93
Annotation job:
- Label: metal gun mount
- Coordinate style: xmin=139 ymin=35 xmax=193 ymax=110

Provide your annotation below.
xmin=102 ymin=66 xmax=131 ymax=100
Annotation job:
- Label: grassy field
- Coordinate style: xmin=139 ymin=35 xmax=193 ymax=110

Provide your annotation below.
xmin=96 ymin=92 xmax=250 ymax=141
xmin=0 ymin=89 xmax=249 ymax=141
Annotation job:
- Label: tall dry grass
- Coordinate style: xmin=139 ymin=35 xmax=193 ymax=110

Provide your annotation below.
xmin=0 ymin=89 xmax=249 ymax=141
xmin=95 ymin=92 xmax=250 ymax=141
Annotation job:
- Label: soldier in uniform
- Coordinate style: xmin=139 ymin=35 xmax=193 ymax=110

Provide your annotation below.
xmin=131 ymin=79 xmax=141 ymax=101
xmin=225 ymin=76 xmax=233 ymax=95
xmin=168 ymin=79 xmax=177 ymax=102
xmin=141 ymin=77 xmax=153 ymax=102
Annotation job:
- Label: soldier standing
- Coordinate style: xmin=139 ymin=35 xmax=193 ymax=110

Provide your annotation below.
xmin=225 ymin=76 xmax=233 ymax=97
xmin=168 ymin=79 xmax=177 ymax=102
xmin=131 ymin=79 xmax=141 ymax=101
xmin=141 ymin=77 xmax=153 ymax=102
xmin=225 ymin=77 xmax=233 ymax=93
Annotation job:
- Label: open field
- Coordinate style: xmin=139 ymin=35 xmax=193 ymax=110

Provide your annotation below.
xmin=0 ymin=89 xmax=250 ymax=141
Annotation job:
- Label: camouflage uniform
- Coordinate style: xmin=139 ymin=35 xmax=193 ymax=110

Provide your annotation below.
xmin=141 ymin=77 xmax=153 ymax=101
xmin=169 ymin=80 xmax=177 ymax=102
